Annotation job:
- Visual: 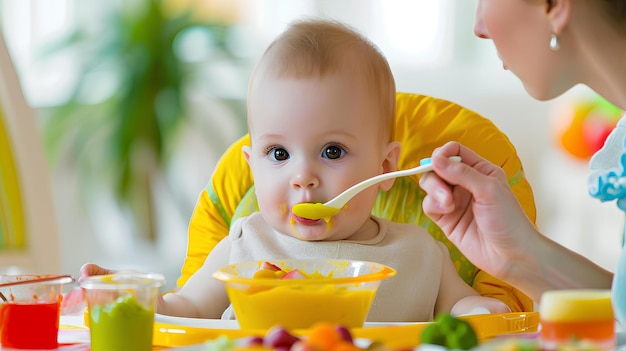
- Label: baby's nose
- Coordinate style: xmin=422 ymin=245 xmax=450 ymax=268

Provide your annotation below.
xmin=291 ymin=172 xmax=320 ymax=189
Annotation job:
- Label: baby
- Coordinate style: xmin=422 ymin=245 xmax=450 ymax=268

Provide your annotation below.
xmin=156 ymin=18 xmax=511 ymax=322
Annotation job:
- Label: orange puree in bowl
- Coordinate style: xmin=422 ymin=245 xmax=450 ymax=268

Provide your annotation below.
xmin=228 ymin=284 xmax=375 ymax=330
xmin=215 ymin=260 xmax=395 ymax=331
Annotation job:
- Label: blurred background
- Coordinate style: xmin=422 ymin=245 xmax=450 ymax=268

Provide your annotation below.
xmin=0 ymin=0 xmax=623 ymax=291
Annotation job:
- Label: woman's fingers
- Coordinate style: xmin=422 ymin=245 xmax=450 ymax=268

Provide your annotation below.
xmin=419 ymin=142 xmax=493 ymax=215
xmin=78 ymin=263 xmax=116 ymax=283
xmin=429 ymin=143 xmax=509 ymax=203
xmin=420 ymin=172 xmax=455 ymax=213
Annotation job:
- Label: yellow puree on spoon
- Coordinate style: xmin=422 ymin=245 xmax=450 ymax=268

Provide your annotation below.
xmin=293 ymin=157 xmax=458 ymax=221
xmin=292 ymin=203 xmax=339 ymax=221
xmin=293 ymin=157 xmax=456 ymax=221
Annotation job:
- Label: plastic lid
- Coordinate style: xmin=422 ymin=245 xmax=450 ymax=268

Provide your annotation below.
xmin=79 ymin=272 xmax=165 ymax=290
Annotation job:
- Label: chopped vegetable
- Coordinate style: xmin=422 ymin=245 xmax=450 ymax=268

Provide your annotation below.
xmin=420 ymin=313 xmax=478 ymax=350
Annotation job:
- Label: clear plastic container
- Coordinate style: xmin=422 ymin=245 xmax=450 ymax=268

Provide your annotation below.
xmin=80 ymin=272 xmax=165 ymax=351
xmin=0 ymin=274 xmax=74 ymax=349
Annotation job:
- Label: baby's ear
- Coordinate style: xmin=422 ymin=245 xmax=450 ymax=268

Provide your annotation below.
xmin=379 ymin=141 xmax=401 ymax=192
xmin=242 ymin=145 xmax=252 ymax=165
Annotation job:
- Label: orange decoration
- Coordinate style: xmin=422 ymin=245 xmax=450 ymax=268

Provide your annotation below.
xmin=553 ymin=96 xmax=622 ymax=160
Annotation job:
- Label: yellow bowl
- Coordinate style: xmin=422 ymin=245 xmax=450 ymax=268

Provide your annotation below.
xmin=212 ymin=259 xmax=396 ymax=330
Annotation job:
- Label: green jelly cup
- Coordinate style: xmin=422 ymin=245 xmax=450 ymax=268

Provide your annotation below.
xmin=80 ymin=272 xmax=165 ymax=351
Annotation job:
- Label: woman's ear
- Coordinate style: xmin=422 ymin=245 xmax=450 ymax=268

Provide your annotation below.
xmin=547 ymin=0 xmax=572 ymax=35
xmin=378 ymin=140 xmax=401 ymax=192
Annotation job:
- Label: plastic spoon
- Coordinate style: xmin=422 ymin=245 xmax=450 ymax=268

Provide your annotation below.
xmin=0 ymin=274 xmax=74 ymax=288
xmin=292 ymin=156 xmax=461 ymax=220
xmin=0 ymin=275 xmax=74 ymax=303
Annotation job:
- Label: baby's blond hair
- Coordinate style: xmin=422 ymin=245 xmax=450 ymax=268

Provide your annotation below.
xmin=248 ymin=18 xmax=396 ymax=140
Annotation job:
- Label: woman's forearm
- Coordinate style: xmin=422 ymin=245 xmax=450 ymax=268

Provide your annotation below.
xmin=506 ymin=233 xmax=613 ymax=302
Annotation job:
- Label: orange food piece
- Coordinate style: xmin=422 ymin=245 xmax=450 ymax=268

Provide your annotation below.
xmin=304 ymin=322 xmax=361 ymax=351
xmin=307 ymin=322 xmax=342 ymax=349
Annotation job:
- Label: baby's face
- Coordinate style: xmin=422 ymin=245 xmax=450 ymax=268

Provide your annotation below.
xmin=244 ymin=72 xmax=393 ymax=241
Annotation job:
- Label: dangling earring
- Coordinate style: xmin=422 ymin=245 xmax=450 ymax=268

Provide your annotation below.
xmin=550 ymin=33 xmax=560 ymax=51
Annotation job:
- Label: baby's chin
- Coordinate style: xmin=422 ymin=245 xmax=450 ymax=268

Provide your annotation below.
xmin=286 ymin=215 xmax=335 ymax=240
xmin=286 ymin=219 xmax=335 ymax=241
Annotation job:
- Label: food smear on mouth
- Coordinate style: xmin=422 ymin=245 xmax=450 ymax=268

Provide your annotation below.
xmin=290 ymin=212 xmax=335 ymax=239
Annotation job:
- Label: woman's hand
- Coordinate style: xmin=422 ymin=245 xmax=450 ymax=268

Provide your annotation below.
xmin=78 ymin=263 xmax=117 ymax=283
xmin=420 ymin=142 xmax=613 ymax=300
xmin=419 ymin=142 xmax=539 ymax=283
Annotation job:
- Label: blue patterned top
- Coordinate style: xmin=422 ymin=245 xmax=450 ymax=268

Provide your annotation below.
xmin=588 ymin=114 xmax=626 ymax=211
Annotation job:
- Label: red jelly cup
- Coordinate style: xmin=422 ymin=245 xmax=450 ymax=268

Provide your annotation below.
xmin=0 ymin=275 xmax=74 ymax=349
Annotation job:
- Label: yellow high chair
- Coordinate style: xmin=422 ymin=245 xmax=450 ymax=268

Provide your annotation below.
xmin=179 ymin=92 xmax=537 ymax=312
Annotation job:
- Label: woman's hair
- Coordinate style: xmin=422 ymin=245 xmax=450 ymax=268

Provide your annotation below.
xmin=547 ymin=0 xmax=626 ymax=28
xmin=601 ymin=0 xmax=626 ymax=25
xmin=250 ymin=18 xmax=396 ymax=139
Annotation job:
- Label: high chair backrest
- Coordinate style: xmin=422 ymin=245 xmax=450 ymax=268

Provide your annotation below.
xmin=180 ymin=92 xmax=537 ymax=312
xmin=0 ymin=32 xmax=61 ymax=274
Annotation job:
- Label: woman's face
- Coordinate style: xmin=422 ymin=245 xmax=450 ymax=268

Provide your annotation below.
xmin=473 ymin=0 xmax=572 ymax=100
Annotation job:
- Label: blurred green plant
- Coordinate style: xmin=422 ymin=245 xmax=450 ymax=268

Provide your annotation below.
xmin=42 ymin=0 xmax=238 ymax=241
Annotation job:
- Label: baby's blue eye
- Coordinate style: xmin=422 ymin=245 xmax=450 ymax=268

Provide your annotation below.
xmin=323 ymin=146 xmax=345 ymax=160
xmin=270 ymin=147 xmax=289 ymax=161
